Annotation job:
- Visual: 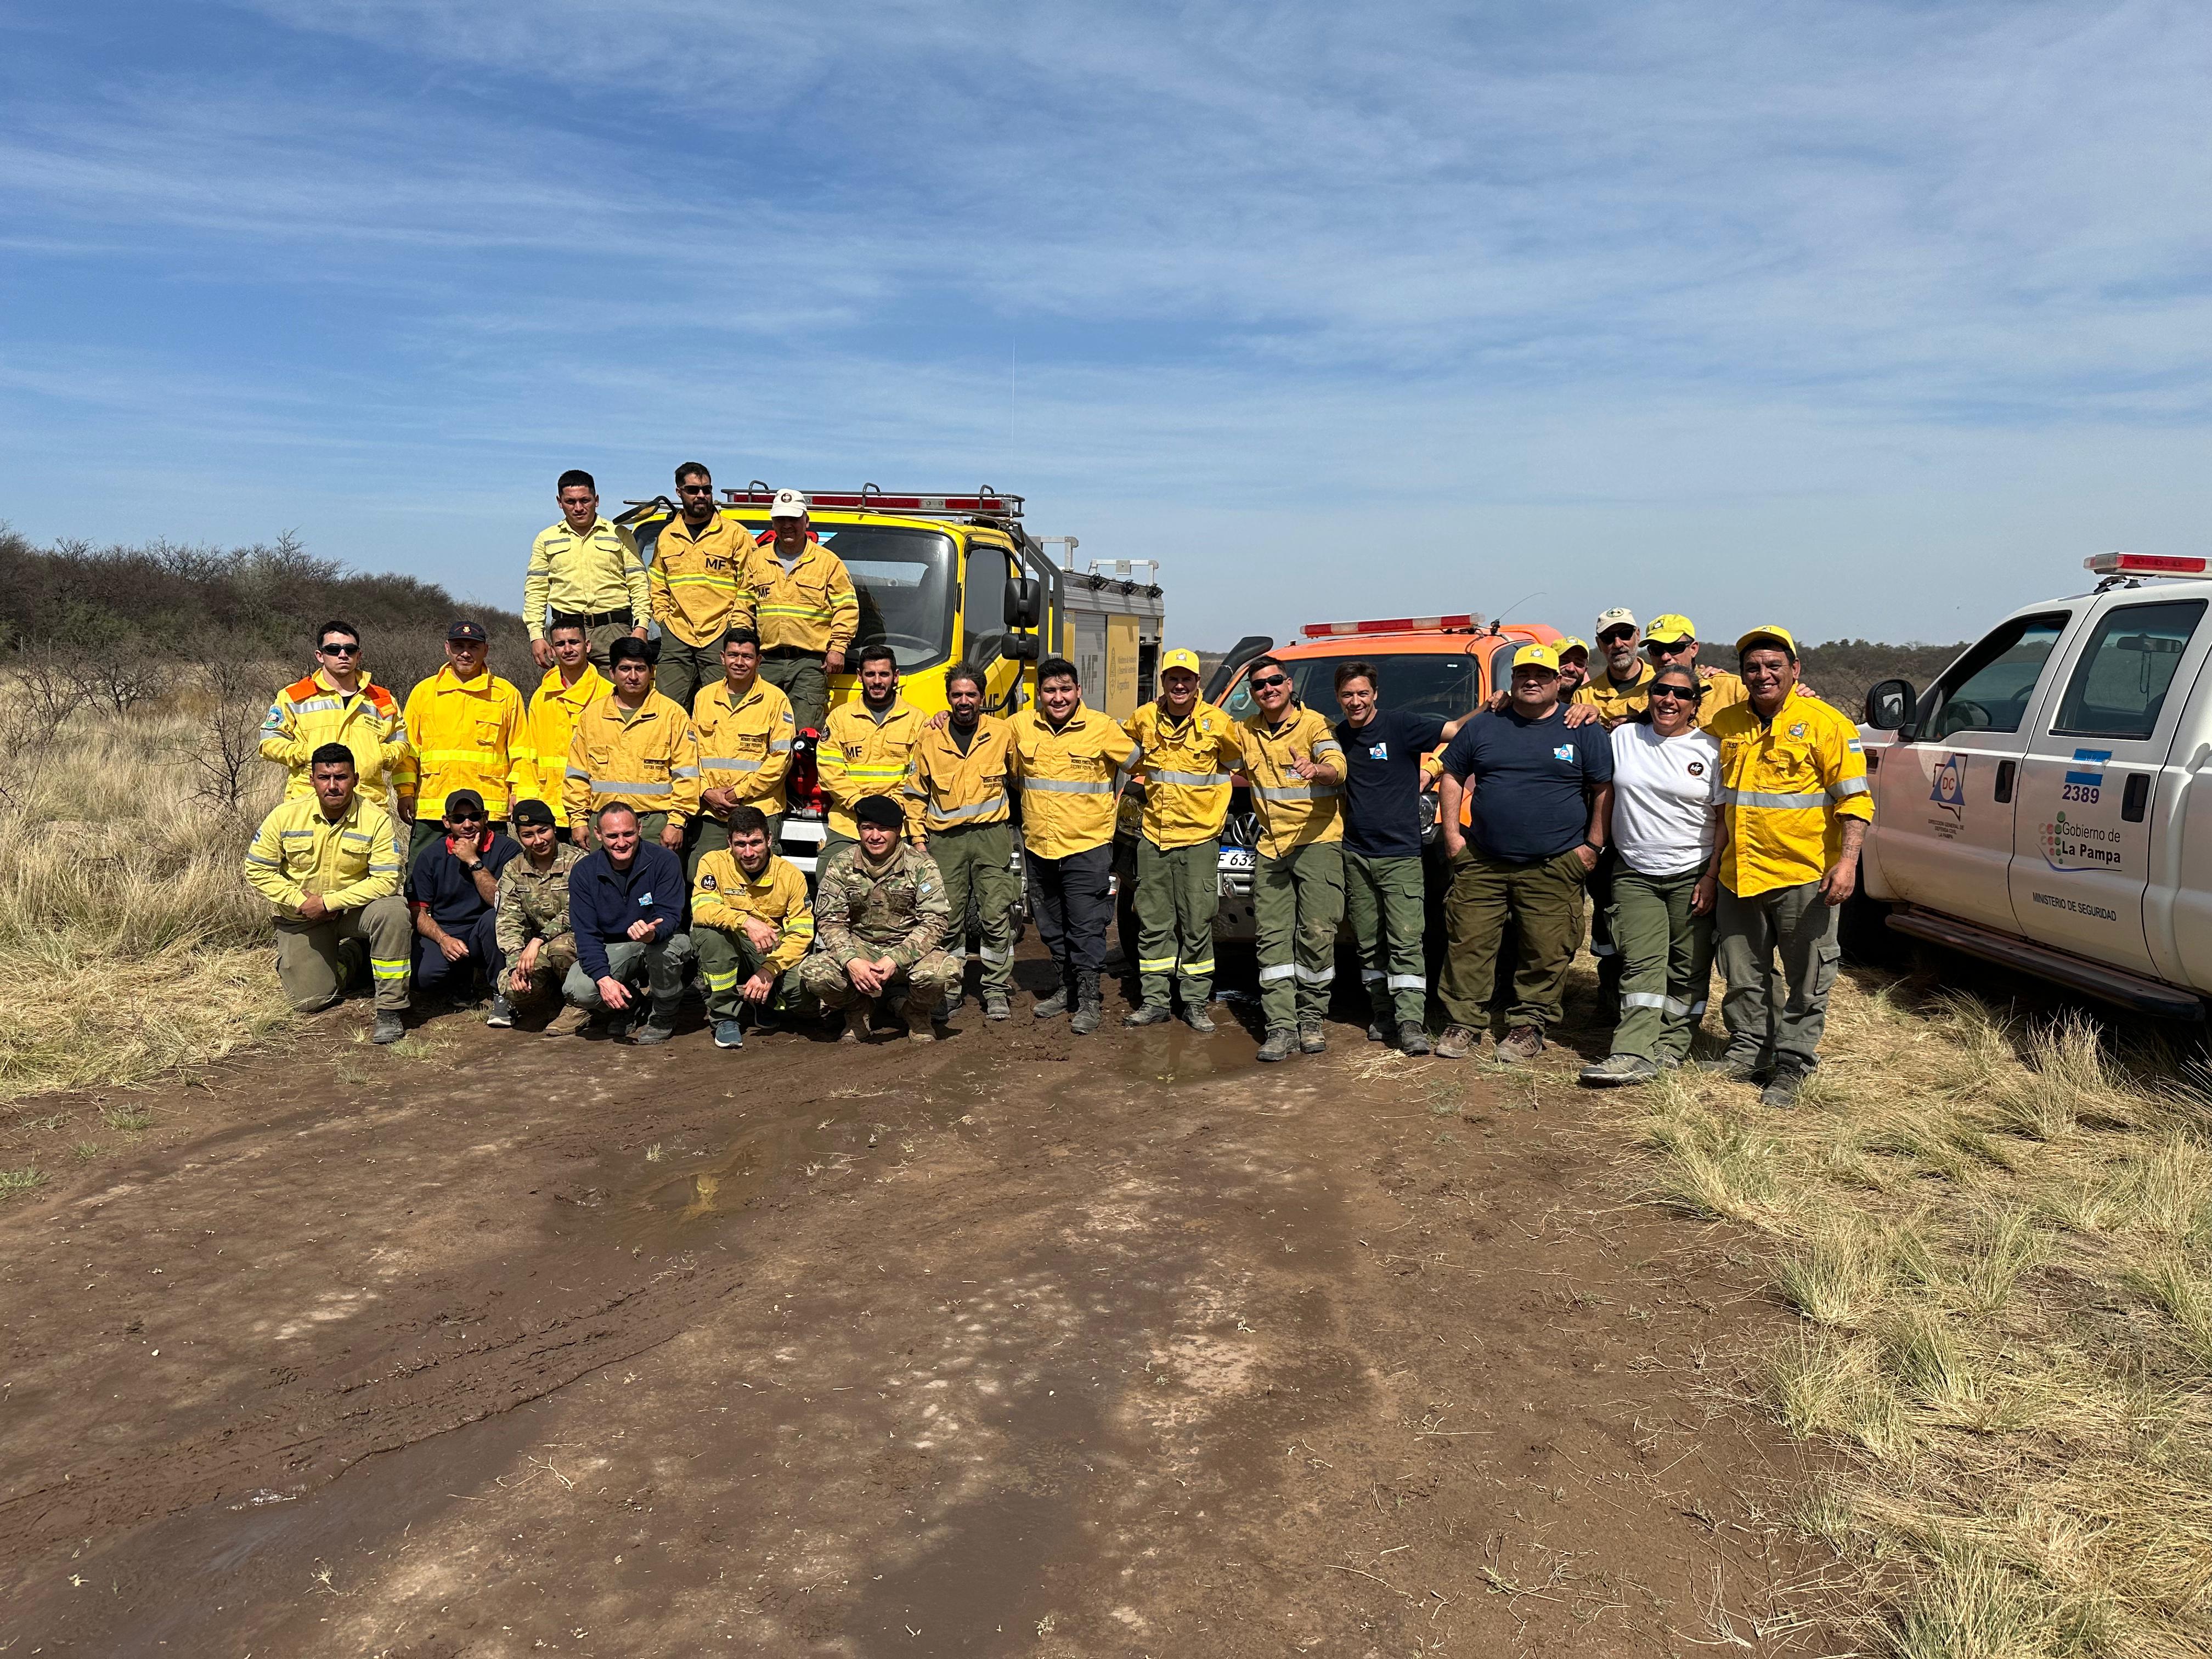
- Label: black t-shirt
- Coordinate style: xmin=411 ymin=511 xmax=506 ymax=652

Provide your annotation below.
xmin=1334 ymin=709 xmax=1449 ymax=859
xmin=1438 ymin=707 xmax=1612 ymax=862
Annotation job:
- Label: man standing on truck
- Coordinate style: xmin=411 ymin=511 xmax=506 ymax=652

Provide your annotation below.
xmin=909 ymin=663 xmax=1020 ymax=1022
xmin=524 ymin=469 xmax=652 ymax=672
xmin=1333 ymin=660 xmax=1477 ymax=1056
xmin=1433 ymin=644 xmax=1612 ymax=1064
xmin=1015 ymin=656 xmax=1139 ymax=1036
xmin=1238 ymin=656 xmax=1347 ymax=1063
xmin=817 ymin=645 xmax=927 ymax=851
xmin=649 ymin=461 xmax=758 ymax=710
xmin=1124 ymin=648 xmax=1243 ymax=1034
xmin=749 ymin=489 xmax=859 ymax=734
xmin=1705 ymin=625 xmax=1872 ymax=1108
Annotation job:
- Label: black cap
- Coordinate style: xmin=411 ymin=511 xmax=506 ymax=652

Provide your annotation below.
xmin=853 ymin=794 xmax=905 ymax=829
xmin=512 ymin=798 xmax=555 ymax=828
xmin=447 ymin=619 xmax=487 ymax=642
xmin=608 ymin=636 xmax=652 ymax=665
xmin=443 ymin=788 xmax=487 ymax=817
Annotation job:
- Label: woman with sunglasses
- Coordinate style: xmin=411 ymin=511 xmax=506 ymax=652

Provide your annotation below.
xmin=1579 ymin=664 xmax=1723 ymax=1085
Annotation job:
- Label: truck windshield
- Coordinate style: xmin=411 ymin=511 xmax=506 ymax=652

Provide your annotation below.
xmin=1222 ymin=653 xmax=1480 ymax=724
xmin=725 ymin=519 xmax=958 ymax=671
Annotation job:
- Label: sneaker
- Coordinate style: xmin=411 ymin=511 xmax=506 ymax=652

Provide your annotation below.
xmin=713 ymin=1018 xmax=744 ymax=1049
xmin=1032 ymin=987 xmax=1069 ymax=1020
xmin=1494 ymin=1025 xmax=1545 ymax=1065
xmin=1696 ymin=1054 xmax=1768 ymax=1084
xmin=1760 ymin=1063 xmax=1809 ymax=1109
xmin=1297 ymin=1017 xmax=1327 ymax=1054
xmin=1397 ymin=1021 xmax=1431 ymax=1056
xmin=1579 ymin=1053 xmax=1660 ymax=1087
xmin=1433 ymin=1023 xmax=1480 ymax=1060
xmin=1124 ymin=1004 xmax=1173 ymax=1028
xmin=984 ymin=992 xmax=1011 ymax=1021
xmin=1365 ymin=1018 xmax=1391 ymax=1044
xmin=839 ymin=1008 xmax=872 ymax=1045
xmin=631 ymin=1018 xmax=676 ymax=1046
xmin=1182 ymin=1005 xmax=1217 ymax=1034
xmin=1256 ymin=1028 xmax=1297 ymax=1063
xmin=484 ymin=996 xmax=515 ymax=1029
xmin=370 ymin=1011 xmax=407 ymax=1045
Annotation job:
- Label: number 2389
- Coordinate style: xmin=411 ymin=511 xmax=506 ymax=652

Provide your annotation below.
xmin=2062 ymin=782 xmax=2100 ymax=803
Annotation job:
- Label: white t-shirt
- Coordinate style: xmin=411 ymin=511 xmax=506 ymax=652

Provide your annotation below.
xmin=1609 ymin=723 xmax=1723 ymax=877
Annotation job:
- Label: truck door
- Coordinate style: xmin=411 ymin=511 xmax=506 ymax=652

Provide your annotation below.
xmin=1878 ymin=612 xmax=2070 ymax=934
xmin=2010 ymin=596 xmax=2210 ymax=974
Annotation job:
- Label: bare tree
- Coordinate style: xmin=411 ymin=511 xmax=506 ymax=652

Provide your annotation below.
xmin=0 ymin=650 xmax=88 ymax=811
xmin=182 ymin=649 xmax=273 ymax=817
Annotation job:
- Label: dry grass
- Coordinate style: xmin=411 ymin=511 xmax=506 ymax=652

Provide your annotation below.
xmin=0 ymin=689 xmax=300 ymax=1102
xmin=1626 ymin=974 xmax=2212 ymax=1656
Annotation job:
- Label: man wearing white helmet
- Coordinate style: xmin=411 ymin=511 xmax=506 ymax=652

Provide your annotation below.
xmin=748 ymin=489 xmax=859 ymax=734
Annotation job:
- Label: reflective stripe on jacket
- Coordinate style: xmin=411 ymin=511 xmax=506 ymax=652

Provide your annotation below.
xmin=527 ymin=664 xmax=610 ymax=827
xmin=258 ymin=670 xmax=407 ymax=800
xmin=1237 ymin=704 xmax=1345 ymax=859
xmin=910 ymin=715 xmax=1015 ymax=832
xmin=243 ymin=793 xmax=403 ymax=915
xmin=1129 ymin=698 xmax=1242 ymax=850
xmin=563 ymin=692 xmax=702 ymax=827
xmin=1013 ymin=704 xmax=1137 ymax=860
xmin=393 ymin=668 xmax=537 ymax=819
xmin=1707 ymin=695 xmax=1872 ymax=898
xmin=691 ymin=849 xmax=815 ymax=974
xmin=747 ymin=537 xmax=860 ymax=655
xmin=819 ymin=699 xmax=926 ymax=839
xmin=692 ymin=676 xmax=795 ymax=815
xmin=648 ymin=514 xmax=759 ymax=646
xmin=523 ymin=516 xmax=650 ymax=640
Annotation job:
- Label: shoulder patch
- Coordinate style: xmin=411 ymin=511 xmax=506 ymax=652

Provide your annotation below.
xmin=699 ymin=873 xmax=718 ymax=890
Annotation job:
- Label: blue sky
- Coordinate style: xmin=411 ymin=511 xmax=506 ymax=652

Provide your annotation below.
xmin=3 ymin=1 xmax=2207 ymax=650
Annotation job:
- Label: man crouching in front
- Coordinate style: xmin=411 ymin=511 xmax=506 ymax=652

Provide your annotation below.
xmin=560 ymin=803 xmax=695 ymax=1042
xmin=798 ymin=794 xmax=962 ymax=1043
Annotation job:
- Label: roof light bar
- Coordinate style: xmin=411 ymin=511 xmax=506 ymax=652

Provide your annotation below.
xmin=723 ymin=484 xmax=1022 ymax=517
xmin=2084 ymin=551 xmax=2208 ymax=577
xmin=1302 ymin=614 xmax=1476 ymax=637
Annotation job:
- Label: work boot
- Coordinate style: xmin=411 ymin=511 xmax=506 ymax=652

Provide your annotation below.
xmin=1182 ymin=1004 xmax=1217 ymax=1034
xmin=1397 ymin=1022 xmax=1431 ymax=1056
xmin=941 ymin=990 xmax=966 ymax=1021
xmin=1494 ymin=1025 xmax=1545 ymax=1065
xmin=1433 ymin=1023 xmax=1480 ymax=1060
xmin=1297 ymin=1017 xmax=1327 ymax=1054
xmin=1366 ymin=1016 xmax=1390 ymax=1043
xmin=713 ymin=1018 xmax=744 ymax=1049
xmin=1255 ymin=1028 xmax=1297 ymax=1063
xmin=840 ymin=1008 xmax=873 ymax=1045
xmin=1070 ymin=972 xmax=1103 ymax=1036
xmin=484 ymin=995 xmax=515 ymax=1029
xmin=1124 ymin=1003 xmax=1173 ymax=1028
xmin=1696 ymin=1053 xmax=1768 ymax=1084
xmin=1580 ymin=1053 xmax=1660 ymax=1087
xmin=984 ymin=991 xmax=1011 ymax=1021
xmin=1033 ymin=985 xmax=1069 ymax=1020
xmin=545 ymin=1005 xmax=592 ymax=1039
xmin=631 ymin=1015 xmax=677 ymax=1046
xmin=1760 ymin=1062 xmax=1809 ymax=1109
xmin=905 ymin=1019 xmax=936 ymax=1044
xmin=370 ymin=1011 xmax=406 ymax=1045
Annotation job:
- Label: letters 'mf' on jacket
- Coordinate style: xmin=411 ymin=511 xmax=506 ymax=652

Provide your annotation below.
xmin=818 ymin=701 xmax=926 ymax=839
xmin=746 ymin=535 xmax=860 ymax=656
xmin=648 ymin=514 xmax=759 ymax=646
xmin=259 ymin=672 xmax=407 ymax=799
xmin=811 ymin=842 xmax=949 ymax=968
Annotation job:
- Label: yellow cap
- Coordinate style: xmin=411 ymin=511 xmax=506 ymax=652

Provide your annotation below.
xmin=1511 ymin=643 xmax=1561 ymax=674
xmin=1645 ymin=613 xmax=1695 ymax=645
xmin=1160 ymin=647 xmax=1202 ymax=677
xmin=1556 ymin=635 xmax=1590 ymax=659
xmin=1735 ymin=624 xmax=1798 ymax=658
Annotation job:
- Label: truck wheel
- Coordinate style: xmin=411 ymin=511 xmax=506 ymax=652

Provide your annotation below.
xmin=1838 ymin=886 xmax=1900 ymax=967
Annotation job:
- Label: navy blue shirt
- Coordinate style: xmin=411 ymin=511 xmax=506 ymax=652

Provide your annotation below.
xmin=568 ymin=842 xmax=686 ymax=980
xmin=1335 ymin=709 xmax=1449 ymax=859
xmin=407 ymin=832 xmax=521 ymax=929
xmin=1438 ymin=707 xmax=1612 ymax=862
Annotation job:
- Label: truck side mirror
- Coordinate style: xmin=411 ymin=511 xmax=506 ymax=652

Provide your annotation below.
xmin=1003 ymin=577 xmax=1042 ymax=631
xmin=1004 ymin=632 xmax=1040 ymax=662
xmin=1864 ymin=678 xmax=1916 ymax=735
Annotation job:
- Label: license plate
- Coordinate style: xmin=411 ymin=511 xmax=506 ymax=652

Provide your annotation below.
xmin=1219 ymin=847 xmax=1256 ymax=872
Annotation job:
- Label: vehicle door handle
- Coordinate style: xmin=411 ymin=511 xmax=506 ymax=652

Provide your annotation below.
xmin=2123 ymin=774 xmax=2149 ymax=822
xmin=1994 ymin=761 xmax=2015 ymax=803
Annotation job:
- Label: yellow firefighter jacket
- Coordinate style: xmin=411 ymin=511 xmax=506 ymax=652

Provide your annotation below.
xmin=909 ymin=714 xmax=1015 ymax=832
xmin=818 ymin=698 xmax=926 ymax=839
xmin=1013 ymin=704 xmax=1138 ymax=859
xmin=748 ymin=535 xmax=860 ymax=657
xmin=1129 ymin=698 xmax=1243 ymax=850
xmin=1237 ymin=704 xmax=1345 ymax=859
xmin=563 ymin=691 xmax=702 ymax=828
xmin=394 ymin=668 xmax=536 ymax=819
xmin=259 ymin=669 xmax=407 ymax=800
xmin=526 ymin=664 xmax=609 ymax=827
xmin=691 ymin=850 xmax=815 ymax=974
xmin=648 ymin=513 xmax=759 ymax=646
xmin=1708 ymin=695 xmax=1873 ymax=898
xmin=242 ymin=792 xmax=404 ymax=915
xmin=692 ymin=675 xmax=797 ymax=816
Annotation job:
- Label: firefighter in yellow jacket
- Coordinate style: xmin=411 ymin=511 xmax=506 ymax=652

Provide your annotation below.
xmin=649 ymin=461 xmax=759 ymax=709
xmin=816 ymin=645 xmax=926 ymax=847
xmin=749 ymin=489 xmax=859 ymax=732
xmin=1124 ymin=648 xmax=1242 ymax=1032
xmin=1237 ymin=654 xmax=1347 ymax=1062
xmin=524 ymin=619 xmax=608 ymax=837
xmin=1705 ymin=625 xmax=1873 ymax=1108
xmin=244 ymin=743 xmax=412 ymax=1043
xmin=1014 ymin=656 xmax=1138 ymax=1035
xmin=908 ymin=662 xmax=1019 ymax=1020
xmin=690 ymin=628 xmax=795 ymax=876
xmin=564 ymin=637 xmax=700 ymax=853
xmin=393 ymin=620 xmax=537 ymax=861
xmin=691 ymin=804 xmax=815 ymax=1050
xmin=258 ymin=619 xmax=407 ymax=800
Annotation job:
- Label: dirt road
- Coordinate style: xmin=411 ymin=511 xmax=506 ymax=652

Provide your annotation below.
xmin=2 ymin=966 xmax=1837 ymax=1656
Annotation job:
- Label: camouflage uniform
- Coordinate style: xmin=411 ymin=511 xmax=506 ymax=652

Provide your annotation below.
xmin=494 ymin=844 xmax=583 ymax=1006
xmin=798 ymin=840 xmax=962 ymax=1019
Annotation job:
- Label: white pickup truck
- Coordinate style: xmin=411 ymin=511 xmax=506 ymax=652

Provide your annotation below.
xmin=1855 ymin=551 xmax=2212 ymax=1019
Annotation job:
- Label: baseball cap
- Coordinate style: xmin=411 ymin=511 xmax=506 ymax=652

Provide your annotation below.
xmin=443 ymin=788 xmax=487 ymax=818
xmin=1511 ymin=643 xmax=1561 ymax=674
xmin=1735 ymin=624 xmax=1799 ymax=659
xmin=1644 ymin=613 xmax=1695 ymax=645
xmin=1556 ymin=636 xmax=1590 ymax=659
xmin=1160 ymin=647 xmax=1202 ymax=677
xmin=853 ymin=794 xmax=904 ymax=828
xmin=769 ymin=488 xmax=810 ymax=519
xmin=447 ymin=619 xmax=487 ymax=643
xmin=1595 ymin=607 xmax=1637 ymax=634
xmin=512 ymin=798 xmax=555 ymax=828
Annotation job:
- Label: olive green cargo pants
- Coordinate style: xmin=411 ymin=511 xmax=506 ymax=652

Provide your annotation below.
xmin=1438 ymin=845 xmax=1588 ymax=1032
xmin=759 ymin=655 xmax=828 ymax=734
xmin=275 ymin=896 xmax=413 ymax=1013
xmin=693 ymin=927 xmax=806 ymax=1021
xmin=1344 ymin=849 xmax=1427 ymax=1026
xmin=1608 ymin=866 xmax=1714 ymax=1063
xmin=1255 ymin=840 xmax=1344 ymax=1030
xmin=929 ymin=821 xmax=1020 ymax=996
xmin=1135 ymin=837 xmax=1221 ymax=1008
xmin=1715 ymin=879 xmax=1841 ymax=1074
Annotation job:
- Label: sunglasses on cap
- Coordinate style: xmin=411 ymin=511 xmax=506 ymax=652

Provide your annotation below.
xmin=1648 ymin=682 xmax=1705 ymax=702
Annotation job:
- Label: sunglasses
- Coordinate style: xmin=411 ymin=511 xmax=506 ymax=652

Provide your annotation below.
xmin=1649 ymin=683 xmax=1704 ymax=702
xmin=1645 ymin=638 xmax=1692 ymax=653
xmin=318 ymin=642 xmax=360 ymax=656
xmin=1598 ymin=628 xmax=1637 ymax=644
xmin=1250 ymin=674 xmax=1290 ymax=690
xmin=447 ymin=812 xmax=485 ymax=824
xmin=679 ymin=483 xmax=715 ymax=495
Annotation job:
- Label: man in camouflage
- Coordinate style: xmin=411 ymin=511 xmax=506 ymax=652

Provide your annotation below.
xmin=798 ymin=794 xmax=962 ymax=1043
xmin=490 ymin=798 xmax=584 ymax=1031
